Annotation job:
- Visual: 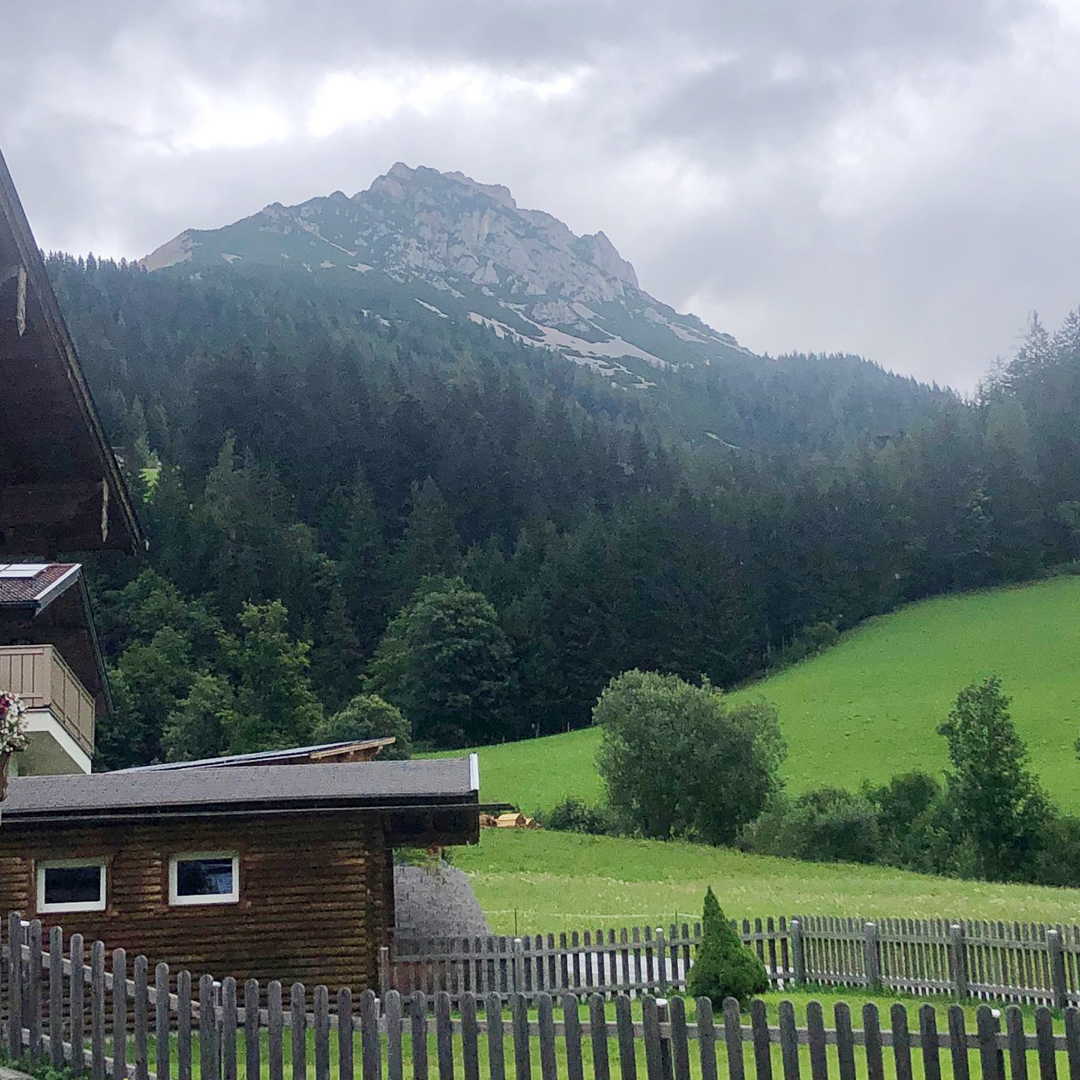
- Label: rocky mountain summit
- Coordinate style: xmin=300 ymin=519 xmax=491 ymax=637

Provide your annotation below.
xmin=143 ymin=163 xmax=750 ymax=387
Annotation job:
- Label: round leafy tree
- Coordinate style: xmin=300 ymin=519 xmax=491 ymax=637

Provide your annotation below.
xmin=686 ymin=887 xmax=769 ymax=1007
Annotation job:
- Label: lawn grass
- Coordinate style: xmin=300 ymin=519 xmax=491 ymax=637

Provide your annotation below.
xmin=440 ymin=576 xmax=1080 ymax=816
xmin=452 ymin=829 xmax=1080 ymax=934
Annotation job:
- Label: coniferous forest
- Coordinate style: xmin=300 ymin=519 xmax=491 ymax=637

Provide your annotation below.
xmin=49 ymin=254 xmax=1080 ymax=770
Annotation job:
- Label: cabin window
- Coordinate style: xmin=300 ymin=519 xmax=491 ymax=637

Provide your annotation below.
xmin=37 ymin=860 xmax=107 ymax=913
xmin=169 ymin=853 xmax=239 ymax=906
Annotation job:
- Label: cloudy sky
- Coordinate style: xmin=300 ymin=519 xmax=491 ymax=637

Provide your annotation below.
xmin=4 ymin=0 xmax=1079 ymax=389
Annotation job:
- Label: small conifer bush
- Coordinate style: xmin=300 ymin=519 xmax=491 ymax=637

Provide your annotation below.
xmin=685 ymin=887 xmax=769 ymax=1007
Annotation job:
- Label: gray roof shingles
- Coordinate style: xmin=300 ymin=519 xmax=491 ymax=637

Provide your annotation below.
xmin=2 ymin=760 xmax=475 ymax=819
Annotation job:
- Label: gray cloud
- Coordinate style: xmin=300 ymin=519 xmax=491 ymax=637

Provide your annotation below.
xmin=1 ymin=0 xmax=1074 ymax=388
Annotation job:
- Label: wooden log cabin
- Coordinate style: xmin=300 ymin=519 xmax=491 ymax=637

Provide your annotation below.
xmin=0 ymin=757 xmax=480 ymax=992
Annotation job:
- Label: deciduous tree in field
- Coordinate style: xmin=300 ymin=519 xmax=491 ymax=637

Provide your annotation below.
xmin=594 ymin=669 xmax=785 ymax=843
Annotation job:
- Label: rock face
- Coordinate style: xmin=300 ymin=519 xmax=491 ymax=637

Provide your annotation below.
xmin=142 ymin=162 xmax=751 ymax=383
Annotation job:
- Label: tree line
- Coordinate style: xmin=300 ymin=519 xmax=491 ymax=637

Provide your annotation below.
xmin=45 ymin=252 xmax=1080 ymax=767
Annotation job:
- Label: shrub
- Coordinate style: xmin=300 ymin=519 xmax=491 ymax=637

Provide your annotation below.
xmin=686 ymin=887 xmax=769 ymax=1008
xmin=594 ymin=670 xmax=785 ymax=844
xmin=544 ymin=796 xmax=621 ymax=835
xmin=313 ymin=693 xmax=413 ymax=759
xmin=741 ymin=787 xmax=880 ymax=864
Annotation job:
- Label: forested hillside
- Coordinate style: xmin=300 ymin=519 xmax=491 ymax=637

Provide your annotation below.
xmin=49 ymin=253 xmax=1080 ymax=769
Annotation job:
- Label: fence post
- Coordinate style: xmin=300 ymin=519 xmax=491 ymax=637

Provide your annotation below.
xmin=863 ymin=921 xmax=882 ymax=991
xmin=378 ymin=946 xmax=391 ymax=1011
xmin=656 ymin=998 xmax=674 ymax=1080
xmin=1048 ymin=929 xmax=1068 ymax=1010
xmin=511 ymin=939 xmax=525 ymax=998
xmin=790 ymin=919 xmax=806 ymax=987
xmin=948 ymin=923 xmax=968 ymax=999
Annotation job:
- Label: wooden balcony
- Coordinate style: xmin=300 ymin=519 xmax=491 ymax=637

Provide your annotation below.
xmin=0 ymin=645 xmax=94 ymax=773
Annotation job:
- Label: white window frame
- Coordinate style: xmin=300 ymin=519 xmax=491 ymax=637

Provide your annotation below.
xmin=168 ymin=852 xmax=239 ymax=907
xmin=37 ymin=859 xmax=107 ymax=914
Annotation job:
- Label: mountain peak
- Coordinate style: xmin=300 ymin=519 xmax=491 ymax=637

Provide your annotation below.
xmin=142 ymin=164 xmax=749 ymax=382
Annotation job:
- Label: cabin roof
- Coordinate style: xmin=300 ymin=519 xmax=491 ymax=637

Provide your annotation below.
xmin=0 ymin=145 xmax=143 ymax=556
xmin=1 ymin=759 xmax=478 ymax=822
xmin=119 ymin=738 xmax=398 ymax=771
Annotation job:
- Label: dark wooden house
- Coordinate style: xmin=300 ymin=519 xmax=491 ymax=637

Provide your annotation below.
xmin=0 ymin=757 xmax=480 ymax=992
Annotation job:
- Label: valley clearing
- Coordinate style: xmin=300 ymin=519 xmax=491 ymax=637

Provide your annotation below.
xmin=455 ymin=830 xmax=1080 ymax=935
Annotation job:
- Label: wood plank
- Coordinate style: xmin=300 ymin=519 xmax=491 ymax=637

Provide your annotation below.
xmin=643 ymin=996 xmax=663 ymax=1080
xmin=723 ymin=997 xmax=745 ymax=1080
xmin=176 ymin=970 xmax=191 ymax=1080
xmin=537 ymin=994 xmax=557 ymax=1080
xmin=461 ymin=994 xmax=480 ymax=1080
xmin=589 ymin=993 xmax=611 ymax=1080
xmin=267 ymin=982 xmax=283 ymax=1080
xmin=863 ymin=1003 xmax=884 ymax=1080
xmin=198 ymin=973 xmax=216 ymax=1080
xmin=244 ymin=980 xmax=260 ymax=1080
xmin=313 ymin=984 xmax=330 ymax=1080
xmin=1035 ymin=1007 xmax=1056 ymax=1080
xmin=410 ymin=991 xmax=428 ymax=1080
xmin=486 ymin=993 xmax=506 ymax=1080
xmin=382 ymin=990 xmax=399 ymax=1080
xmin=134 ymin=955 xmax=150 ymax=1080
xmin=779 ymin=1000 xmax=800 ymax=1080
xmin=1064 ymin=1007 xmax=1080 ymax=1080
xmin=1006 ymin=1006 xmax=1029 ymax=1080
xmin=891 ymin=1003 xmax=912 ymax=1080
xmin=113 ymin=950 xmax=129 ymax=1080
xmin=72 ymin=935 xmax=87 ymax=1076
xmin=947 ymin=1005 xmax=970 ymax=1080
xmin=616 ymin=995 xmax=637 ymax=1080
xmin=834 ymin=1002 xmax=855 ymax=1080
xmin=291 ymin=984 xmax=307 ymax=1080
xmin=563 ymin=993 xmax=585 ymax=1080
xmin=435 ymin=992 xmax=453 ymax=1080
xmin=806 ymin=1001 xmax=828 ymax=1080
xmin=670 ymin=994 xmax=691 ymax=1080
xmin=49 ymin=926 xmax=63 ymax=1070
xmin=28 ymin=920 xmax=42 ymax=1060
xmin=751 ymin=999 xmax=773 ymax=1080
xmin=513 ymin=993 xmax=532 ymax=1080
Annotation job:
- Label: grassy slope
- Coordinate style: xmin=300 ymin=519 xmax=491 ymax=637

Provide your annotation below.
xmin=454 ymin=829 xmax=1080 ymax=934
xmin=451 ymin=577 xmax=1080 ymax=815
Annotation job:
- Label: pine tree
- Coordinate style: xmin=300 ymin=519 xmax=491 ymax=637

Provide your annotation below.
xmin=685 ymin=887 xmax=769 ymax=1007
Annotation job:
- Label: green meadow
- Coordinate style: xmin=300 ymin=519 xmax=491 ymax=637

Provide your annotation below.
xmin=453 ymin=829 xmax=1080 ymax=934
xmin=448 ymin=576 xmax=1080 ymax=816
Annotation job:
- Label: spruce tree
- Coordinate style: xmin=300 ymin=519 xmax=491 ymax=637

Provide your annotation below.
xmin=685 ymin=888 xmax=769 ymax=1007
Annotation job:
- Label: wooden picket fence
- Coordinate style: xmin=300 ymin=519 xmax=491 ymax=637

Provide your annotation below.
xmin=391 ymin=916 xmax=1080 ymax=1008
xmin=12 ymin=912 xmax=1080 ymax=1080
xmin=10 ymin=913 xmax=1080 ymax=1080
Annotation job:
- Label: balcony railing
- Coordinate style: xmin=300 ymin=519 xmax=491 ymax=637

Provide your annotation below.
xmin=0 ymin=644 xmax=94 ymax=755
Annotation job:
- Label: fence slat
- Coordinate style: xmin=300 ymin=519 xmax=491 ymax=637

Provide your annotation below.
xmin=513 ymin=993 xmax=532 ymax=1080
xmin=891 ymin=1003 xmax=912 ymax=1080
xmin=486 ymin=992 xmax=506 ymax=1080
xmin=1035 ymin=1007 xmax=1056 ymax=1080
xmin=382 ymin=990 xmax=399 ymax=1080
xmin=267 ymin=982 xmax=283 ymax=1080
xmin=72 ymin=935 xmax=86 ymax=1076
xmin=291 ymin=984 xmax=307 ymax=1080
xmin=643 ymin=996 xmax=663 ymax=1080
xmin=564 ymin=994 xmax=585 ymax=1080
xmin=49 ymin=926 xmax=63 ymax=1069
xmin=537 ymin=994 xmax=557 ymax=1080
xmin=835 ymin=1003 xmax=856 ymax=1080
xmin=1006 ymin=1006 xmax=1028 ymax=1080
xmin=670 ymin=994 xmax=691 ymax=1080
xmin=806 ymin=1001 xmax=828 ymax=1080
xmin=461 ymin=992 xmax=480 ymax=1080
xmin=199 ymin=973 xmax=217 ymax=1080
xmin=134 ymin=955 xmax=150 ymax=1080
xmin=723 ymin=997 xmax=745 ymax=1080
xmin=410 ymin=990 xmax=428 ymax=1080
xmin=1065 ymin=1007 xmax=1080 ymax=1080
xmin=245 ymin=980 xmax=260 ymax=1080
xmin=697 ymin=998 xmax=718 ymax=1080
xmin=314 ymin=985 xmax=330 ymax=1080
xmin=176 ymin=970 xmax=191 ymax=1080
xmin=616 ymin=992 xmax=637 ymax=1080
xmin=864 ymin=1004 xmax=884 ymax=1080
xmin=28 ymin=921 xmax=42 ymax=1060
xmin=947 ymin=1005 xmax=970 ymax=1080
xmin=361 ymin=988 xmax=381 ymax=1080
xmin=779 ymin=1000 xmax=801 ymax=1080
xmin=590 ymin=993 xmax=611 ymax=1080
xmin=7 ymin=914 xmax=22 ymax=1060
xmin=114 ymin=950 xmax=129 ymax=1080
xmin=751 ymin=999 xmax=773 ymax=1080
